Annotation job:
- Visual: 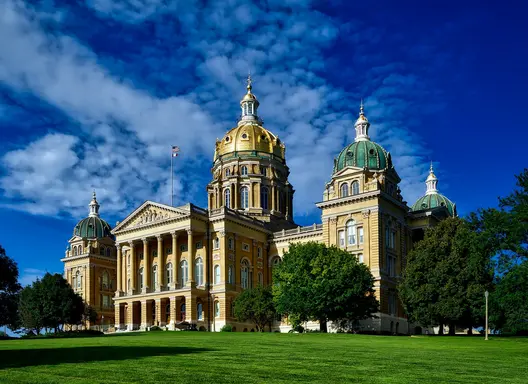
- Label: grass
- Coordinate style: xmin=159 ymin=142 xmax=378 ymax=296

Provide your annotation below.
xmin=0 ymin=332 xmax=527 ymax=383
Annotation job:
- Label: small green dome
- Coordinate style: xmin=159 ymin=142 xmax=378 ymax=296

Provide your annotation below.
xmin=333 ymin=140 xmax=392 ymax=174
xmin=411 ymin=193 xmax=456 ymax=217
xmin=73 ymin=216 xmax=112 ymax=239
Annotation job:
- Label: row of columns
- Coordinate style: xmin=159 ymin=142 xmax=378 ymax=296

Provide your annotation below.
xmin=116 ymin=229 xmax=205 ymax=295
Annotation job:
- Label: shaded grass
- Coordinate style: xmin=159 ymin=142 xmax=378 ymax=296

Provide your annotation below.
xmin=0 ymin=333 xmax=527 ymax=383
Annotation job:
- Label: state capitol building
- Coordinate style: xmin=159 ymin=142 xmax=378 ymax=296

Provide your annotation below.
xmin=61 ymin=78 xmax=456 ymax=334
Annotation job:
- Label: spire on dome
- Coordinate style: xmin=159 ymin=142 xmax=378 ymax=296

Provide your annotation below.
xmin=354 ymin=100 xmax=370 ymax=142
xmin=88 ymin=190 xmax=100 ymax=217
xmin=425 ymin=163 xmax=438 ymax=195
xmin=239 ymin=73 xmax=260 ymax=124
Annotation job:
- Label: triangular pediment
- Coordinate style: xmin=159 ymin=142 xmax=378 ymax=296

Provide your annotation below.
xmin=332 ymin=166 xmax=366 ymax=179
xmin=112 ymin=201 xmax=190 ymax=234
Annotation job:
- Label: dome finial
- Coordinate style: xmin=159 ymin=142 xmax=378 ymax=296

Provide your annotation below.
xmin=89 ymin=190 xmax=100 ymax=217
xmin=425 ymin=162 xmax=438 ymax=195
xmin=354 ymin=99 xmax=370 ymax=142
xmin=247 ymin=71 xmax=252 ymax=93
xmin=239 ymin=72 xmax=260 ymax=124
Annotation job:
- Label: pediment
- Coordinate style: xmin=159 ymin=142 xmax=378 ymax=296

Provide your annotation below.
xmin=112 ymin=201 xmax=190 ymax=233
xmin=332 ymin=166 xmax=366 ymax=179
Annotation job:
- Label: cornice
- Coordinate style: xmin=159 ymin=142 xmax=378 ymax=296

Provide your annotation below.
xmin=316 ymin=190 xmax=380 ymax=210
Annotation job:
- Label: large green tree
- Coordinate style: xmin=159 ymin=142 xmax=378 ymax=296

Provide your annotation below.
xmin=273 ymin=242 xmax=378 ymax=333
xmin=0 ymin=245 xmax=22 ymax=330
xmin=233 ymin=285 xmax=276 ymax=332
xmin=399 ymin=217 xmax=492 ymax=334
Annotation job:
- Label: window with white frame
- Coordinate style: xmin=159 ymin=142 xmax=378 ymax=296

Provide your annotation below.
xmin=214 ymin=301 xmax=220 ymax=317
xmin=225 ymin=168 xmax=231 ymax=177
xmin=358 ymin=227 xmax=364 ymax=244
xmin=228 ymin=238 xmax=234 ymax=250
xmin=152 ymin=265 xmax=158 ymax=289
xmin=340 ymin=183 xmax=349 ymax=197
xmin=102 ymin=295 xmax=111 ymax=308
xmin=224 ymin=188 xmax=231 ymax=209
xmin=102 ymin=271 xmax=110 ymax=290
xmin=195 ymin=257 xmax=204 ymax=286
xmin=138 ymin=267 xmax=144 ymax=290
xmin=166 ymin=262 xmax=173 ymax=285
xmin=347 ymin=220 xmax=357 ymax=245
xmin=358 ymin=253 xmax=364 ymax=263
xmin=180 ymin=260 xmax=188 ymax=286
xmin=76 ymin=271 xmax=82 ymax=290
xmin=242 ymin=243 xmax=250 ymax=252
xmin=351 ymin=180 xmax=360 ymax=195
xmin=241 ymin=165 xmax=248 ymax=176
xmin=214 ymin=265 xmax=221 ymax=285
xmin=241 ymin=260 xmax=249 ymax=289
xmin=339 ymin=231 xmax=345 ymax=248
xmin=197 ymin=303 xmax=203 ymax=320
xmin=213 ymin=237 xmax=220 ymax=249
xmin=240 ymin=186 xmax=249 ymax=209
xmin=228 ymin=265 xmax=234 ymax=284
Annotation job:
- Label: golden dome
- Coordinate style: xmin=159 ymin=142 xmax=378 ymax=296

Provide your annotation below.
xmin=214 ymin=122 xmax=285 ymax=162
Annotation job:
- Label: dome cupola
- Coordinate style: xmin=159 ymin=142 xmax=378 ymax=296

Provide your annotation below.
xmin=333 ymin=103 xmax=392 ymax=174
xmin=411 ymin=163 xmax=456 ymax=216
xmin=73 ymin=191 xmax=113 ymax=239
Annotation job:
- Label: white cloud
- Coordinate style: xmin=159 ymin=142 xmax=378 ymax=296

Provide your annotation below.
xmin=19 ymin=268 xmax=48 ymax=287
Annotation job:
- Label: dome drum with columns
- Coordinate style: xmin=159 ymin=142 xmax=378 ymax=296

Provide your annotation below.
xmin=62 ymin=77 xmax=457 ymax=335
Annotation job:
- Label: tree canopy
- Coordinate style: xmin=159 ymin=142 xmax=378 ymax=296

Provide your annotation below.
xmin=0 ymin=245 xmax=22 ymax=329
xmin=273 ymin=242 xmax=378 ymax=332
xmin=233 ymin=285 xmax=276 ymax=332
xmin=399 ymin=217 xmax=493 ymax=334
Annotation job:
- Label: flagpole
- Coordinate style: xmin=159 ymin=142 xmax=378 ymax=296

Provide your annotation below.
xmin=171 ymin=147 xmax=174 ymax=207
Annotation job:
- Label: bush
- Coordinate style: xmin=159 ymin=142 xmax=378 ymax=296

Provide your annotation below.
xmin=289 ymin=325 xmax=304 ymax=333
xmin=149 ymin=326 xmax=163 ymax=332
xmin=199 ymin=326 xmax=206 ymax=332
xmin=220 ymin=325 xmax=233 ymax=332
xmin=21 ymin=330 xmax=104 ymax=339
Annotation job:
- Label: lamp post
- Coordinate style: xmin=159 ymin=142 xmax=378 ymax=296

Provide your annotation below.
xmin=484 ymin=291 xmax=489 ymax=341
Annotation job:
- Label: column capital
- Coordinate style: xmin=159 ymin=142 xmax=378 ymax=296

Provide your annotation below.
xmin=142 ymin=238 xmax=148 ymax=244
xmin=252 ymin=239 xmax=258 ymax=246
xmin=187 ymin=229 xmax=193 ymax=235
xmin=171 ymin=231 xmax=178 ymax=238
xmin=116 ymin=243 xmax=122 ymax=251
xmin=219 ymin=230 xmax=226 ymax=238
xmin=156 ymin=234 xmax=163 ymax=241
xmin=128 ymin=240 xmax=136 ymax=247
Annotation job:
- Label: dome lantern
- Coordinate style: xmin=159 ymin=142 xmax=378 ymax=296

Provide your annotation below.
xmin=354 ymin=100 xmax=370 ymax=142
xmin=411 ymin=163 xmax=456 ymax=217
xmin=425 ymin=162 xmax=438 ymax=195
xmin=73 ymin=192 xmax=113 ymax=239
xmin=239 ymin=74 xmax=261 ymax=124
xmin=89 ymin=190 xmax=100 ymax=217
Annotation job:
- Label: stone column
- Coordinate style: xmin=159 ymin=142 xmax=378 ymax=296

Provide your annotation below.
xmin=249 ymin=182 xmax=254 ymax=208
xmin=114 ymin=303 xmax=121 ymax=330
xmin=271 ymin=184 xmax=276 ymax=212
xmin=172 ymin=232 xmax=178 ymax=289
xmin=169 ymin=296 xmax=176 ymax=330
xmin=234 ymin=182 xmax=239 ymax=209
xmin=140 ymin=301 xmax=148 ymax=330
xmin=129 ymin=241 xmax=136 ymax=294
xmin=155 ymin=299 xmax=161 ymax=326
xmin=157 ymin=235 xmax=164 ymax=291
xmin=116 ymin=244 xmax=122 ymax=294
xmin=203 ymin=233 xmax=209 ymax=289
xmin=83 ymin=265 xmax=88 ymax=302
xmin=142 ymin=238 xmax=149 ymax=293
xmin=187 ymin=229 xmax=195 ymax=286
xmin=126 ymin=303 xmax=133 ymax=331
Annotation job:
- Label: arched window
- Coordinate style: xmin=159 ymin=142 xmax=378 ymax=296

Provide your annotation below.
xmin=138 ymin=268 xmax=144 ymax=290
xmin=241 ymin=165 xmax=248 ymax=176
xmin=341 ymin=183 xmax=349 ymax=197
xmin=152 ymin=265 xmax=158 ymax=289
xmin=197 ymin=302 xmax=203 ymax=320
xmin=213 ymin=237 xmax=220 ymax=249
xmin=351 ymin=181 xmax=360 ymax=195
xmin=106 ymin=247 xmax=111 ymax=257
xmin=195 ymin=258 xmax=204 ymax=286
xmin=73 ymin=246 xmax=78 ymax=256
xmin=224 ymin=188 xmax=231 ymax=209
xmin=76 ymin=271 xmax=82 ymax=290
xmin=272 ymin=257 xmax=281 ymax=268
xmin=166 ymin=262 xmax=173 ymax=285
xmin=228 ymin=265 xmax=234 ymax=284
xmin=214 ymin=265 xmax=221 ymax=285
xmin=225 ymin=168 xmax=231 ymax=177
xmin=240 ymin=186 xmax=249 ymax=209
xmin=214 ymin=301 xmax=220 ymax=318
xmin=180 ymin=260 xmax=188 ymax=286
xmin=258 ymin=272 xmax=263 ymax=285
xmin=260 ymin=166 xmax=267 ymax=176
xmin=99 ymin=246 xmax=105 ymax=256
xmin=241 ymin=260 xmax=249 ymax=289
xmin=260 ymin=186 xmax=269 ymax=210
xmin=347 ymin=220 xmax=356 ymax=245
xmin=102 ymin=271 xmax=110 ymax=289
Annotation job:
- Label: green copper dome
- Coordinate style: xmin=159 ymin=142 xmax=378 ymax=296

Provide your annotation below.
xmin=333 ymin=140 xmax=392 ymax=174
xmin=411 ymin=193 xmax=456 ymax=217
xmin=73 ymin=191 xmax=113 ymax=239
xmin=73 ymin=216 xmax=112 ymax=239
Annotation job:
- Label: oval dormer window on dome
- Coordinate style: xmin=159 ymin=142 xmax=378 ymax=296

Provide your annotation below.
xmin=241 ymin=133 xmax=248 ymax=140
xmin=225 ymin=136 xmax=230 ymax=142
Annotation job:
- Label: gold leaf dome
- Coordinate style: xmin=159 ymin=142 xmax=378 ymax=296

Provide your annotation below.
xmin=214 ymin=122 xmax=285 ymax=162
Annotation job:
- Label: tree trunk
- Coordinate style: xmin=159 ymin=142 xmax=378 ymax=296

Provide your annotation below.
xmin=320 ymin=318 xmax=328 ymax=333
xmin=439 ymin=323 xmax=444 ymax=335
xmin=448 ymin=323 xmax=456 ymax=336
xmin=467 ymin=327 xmax=473 ymax=335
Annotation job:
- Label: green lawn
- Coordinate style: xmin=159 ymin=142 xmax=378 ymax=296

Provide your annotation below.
xmin=0 ymin=332 xmax=526 ymax=383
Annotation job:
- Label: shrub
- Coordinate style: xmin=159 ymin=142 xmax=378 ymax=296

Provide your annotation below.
xmin=199 ymin=326 xmax=206 ymax=332
xmin=149 ymin=326 xmax=163 ymax=332
xmin=220 ymin=325 xmax=233 ymax=332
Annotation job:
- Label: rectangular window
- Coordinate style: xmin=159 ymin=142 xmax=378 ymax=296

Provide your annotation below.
xmin=339 ymin=231 xmax=345 ymax=248
xmin=359 ymin=227 xmax=364 ymax=244
xmin=387 ymin=254 xmax=395 ymax=277
xmin=358 ymin=253 xmax=364 ymax=263
xmin=391 ymin=231 xmax=396 ymax=249
xmin=228 ymin=238 xmax=234 ymax=250
xmin=213 ymin=238 xmax=220 ymax=250
xmin=180 ymin=244 xmax=188 ymax=252
xmin=389 ymin=293 xmax=396 ymax=315
xmin=242 ymin=243 xmax=250 ymax=252
xmin=257 ymin=247 xmax=262 ymax=258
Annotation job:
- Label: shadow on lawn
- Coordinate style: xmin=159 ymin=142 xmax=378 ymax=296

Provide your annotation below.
xmin=0 ymin=346 xmax=212 ymax=369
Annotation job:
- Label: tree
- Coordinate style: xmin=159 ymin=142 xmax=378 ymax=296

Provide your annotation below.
xmin=18 ymin=273 xmax=84 ymax=333
xmin=233 ymin=285 xmax=276 ymax=332
xmin=490 ymin=261 xmax=528 ymax=335
xmin=82 ymin=306 xmax=98 ymax=330
xmin=399 ymin=217 xmax=493 ymax=334
xmin=0 ymin=245 xmax=22 ymax=330
xmin=273 ymin=242 xmax=379 ymax=333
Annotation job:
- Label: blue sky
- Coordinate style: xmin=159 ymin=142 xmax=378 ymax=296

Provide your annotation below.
xmin=0 ymin=0 xmax=526 ymax=286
